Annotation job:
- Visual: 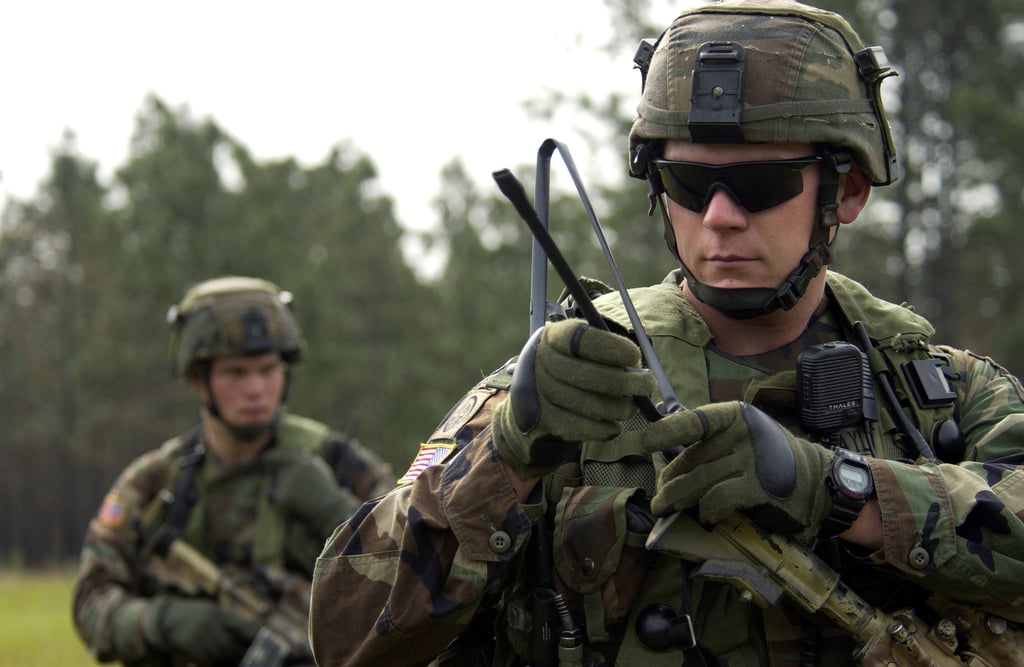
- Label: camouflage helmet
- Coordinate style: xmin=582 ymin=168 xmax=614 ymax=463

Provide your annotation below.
xmin=166 ymin=276 xmax=304 ymax=378
xmin=629 ymin=0 xmax=898 ymax=185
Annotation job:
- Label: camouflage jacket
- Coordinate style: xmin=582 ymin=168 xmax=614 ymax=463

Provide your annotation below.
xmin=72 ymin=411 xmax=395 ymax=665
xmin=309 ymin=272 xmax=1024 ymax=666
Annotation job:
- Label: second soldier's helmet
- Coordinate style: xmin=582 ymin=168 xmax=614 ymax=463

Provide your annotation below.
xmin=166 ymin=276 xmax=305 ymax=378
xmin=628 ymin=0 xmax=898 ymax=185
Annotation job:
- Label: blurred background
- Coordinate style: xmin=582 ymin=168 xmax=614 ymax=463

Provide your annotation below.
xmin=1 ymin=0 xmax=1022 ymax=581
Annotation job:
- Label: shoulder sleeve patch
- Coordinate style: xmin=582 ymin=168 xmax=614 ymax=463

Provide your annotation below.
xmin=431 ymin=386 xmax=493 ymax=441
xmin=98 ymin=493 xmax=127 ymax=529
xmin=398 ymin=443 xmax=456 ymax=485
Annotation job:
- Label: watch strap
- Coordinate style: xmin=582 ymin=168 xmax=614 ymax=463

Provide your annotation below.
xmin=820 ymin=491 xmax=866 ymax=538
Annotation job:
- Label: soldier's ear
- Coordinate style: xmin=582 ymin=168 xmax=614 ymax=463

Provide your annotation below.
xmin=837 ymin=164 xmax=871 ymax=225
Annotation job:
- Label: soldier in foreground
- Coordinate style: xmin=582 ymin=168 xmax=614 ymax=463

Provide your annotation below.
xmin=309 ymin=2 xmax=1024 ymax=665
xmin=73 ymin=276 xmax=394 ymax=666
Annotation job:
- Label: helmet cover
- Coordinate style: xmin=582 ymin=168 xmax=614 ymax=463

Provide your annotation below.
xmin=167 ymin=276 xmax=304 ymax=377
xmin=629 ymin=0 xmax=897 ymax=185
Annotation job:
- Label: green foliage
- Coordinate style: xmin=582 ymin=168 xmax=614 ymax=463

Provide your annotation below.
xmin=0 ymin=96 xmax=443 ymax=564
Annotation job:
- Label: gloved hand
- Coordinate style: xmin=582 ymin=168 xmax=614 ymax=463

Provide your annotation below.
xmin=143 ymin=594 xmax=259 ymax=663
xmin=642 ymin=401 xmax=835 ymax=542
xmin=269 ymin=452 xmax=361 ymax=536
xmin=493 ymin=318 xmax=657 ymax=480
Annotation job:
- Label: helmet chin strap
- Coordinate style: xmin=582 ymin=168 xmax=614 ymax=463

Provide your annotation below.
xmin=213 ymin=407 xmax=281 ymax=441
xmin=649 ymin=149 xmax=850 ymax=320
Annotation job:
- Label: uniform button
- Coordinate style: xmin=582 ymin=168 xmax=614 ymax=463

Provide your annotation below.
xmin=908 ymin=546 xmax=930 ymax=569
xmin=489 ymin=530 xmax=512 ymax=553
xmin=580 ymin=558 xmax=596 ymax=577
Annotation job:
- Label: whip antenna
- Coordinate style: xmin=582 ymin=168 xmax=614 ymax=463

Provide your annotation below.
xmin=493 ymin=138 xmax=681 ymax=416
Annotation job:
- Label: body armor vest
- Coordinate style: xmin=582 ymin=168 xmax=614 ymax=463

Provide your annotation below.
xmin=144 ymin=413 xmax=332 ymax=571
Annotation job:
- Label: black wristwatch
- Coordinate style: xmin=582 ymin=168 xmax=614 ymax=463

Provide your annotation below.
xmin=820 ymin=448 xmax=874 ymax=539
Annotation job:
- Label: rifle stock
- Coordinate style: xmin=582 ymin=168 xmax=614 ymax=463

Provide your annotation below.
xmin=150 ymin=528 xmax=314 ymax=667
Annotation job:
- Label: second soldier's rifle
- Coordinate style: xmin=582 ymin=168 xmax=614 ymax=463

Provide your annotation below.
xmin=141 ymin=494 xmax=314 ymax=667
xmin=492 ymin=139 xmax=1016 ymax=666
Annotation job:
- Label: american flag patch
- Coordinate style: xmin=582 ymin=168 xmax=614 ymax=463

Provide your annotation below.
xmin=398 ymin=443 xmax=456 ymax=485
xmin=98 ymin=493 xmax=126 ymax=529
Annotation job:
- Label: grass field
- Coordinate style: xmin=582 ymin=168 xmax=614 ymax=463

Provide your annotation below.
xmin=0 ymin=569 xmax=97 ymax=666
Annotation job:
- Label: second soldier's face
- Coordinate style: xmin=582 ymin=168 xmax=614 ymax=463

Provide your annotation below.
xmin=662 ymin=140 xmax=821 ymax=293
xmin=206 ymin=351 xmax=287 ymax=427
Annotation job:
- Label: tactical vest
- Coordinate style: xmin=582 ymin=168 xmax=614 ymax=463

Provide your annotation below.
xmin=591 ymin=270 xmax=958 ymax=457
xmin=144 ymin=413 xmax=333 ymax=571
xmin=494 ymin=271 xmax=963 ymax=666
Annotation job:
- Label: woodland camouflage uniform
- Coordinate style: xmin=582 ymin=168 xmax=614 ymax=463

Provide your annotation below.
xmin=72 ymin=277 xmax=395 ymax=665
xmin=310 ymin=273 xmax=1024 ymax=665
xmin=309 ymin=2 xmax=1024 ymax=665
xmin=74 ymin=415 xmax=394 ymax=665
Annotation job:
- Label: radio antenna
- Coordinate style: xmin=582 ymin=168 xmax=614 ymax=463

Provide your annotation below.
xmin=493 ymin=138 xmax=681 ymax=416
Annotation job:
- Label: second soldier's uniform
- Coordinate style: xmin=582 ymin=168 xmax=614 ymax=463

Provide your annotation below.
xmin=73 ymin=277 xmax=395 ymax=666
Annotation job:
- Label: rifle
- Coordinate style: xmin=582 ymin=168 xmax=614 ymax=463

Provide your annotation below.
xmin=145 ymin=525 xmax=314 ymax=667
xmin=646 ymin=510 xmax=1024 ymax=666
xmin=493 ymin=139 xmax=1022 ymax=667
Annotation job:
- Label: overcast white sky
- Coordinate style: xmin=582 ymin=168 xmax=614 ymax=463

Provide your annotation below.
xmin=1 ymin=2 xmax=683 ymax=233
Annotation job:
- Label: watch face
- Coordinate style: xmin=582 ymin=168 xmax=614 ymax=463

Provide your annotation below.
xmin=838 ymin=461 xmax=872 ymax=497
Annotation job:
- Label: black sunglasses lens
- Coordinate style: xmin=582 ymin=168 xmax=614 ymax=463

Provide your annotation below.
xmin=658 ymin=163 xmax=711 ymax=212
xmin=732 ymin=163 xmax=807 ymax=211
xmin=656 ymin=160 xmax=814 ymax=212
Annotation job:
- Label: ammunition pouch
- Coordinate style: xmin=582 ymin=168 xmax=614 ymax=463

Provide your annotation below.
xmin=552 ymin=485 xmax=656 ymax=640
xmin=497 ymin=485 xmax=656 ymax=665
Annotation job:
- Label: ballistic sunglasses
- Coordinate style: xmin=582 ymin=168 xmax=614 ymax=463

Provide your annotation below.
xmin=652 ymin=155 xmax=822 ymax=213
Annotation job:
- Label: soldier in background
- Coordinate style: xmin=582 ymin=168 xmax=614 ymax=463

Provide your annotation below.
xmin=73 ymin=276 xmax=394 ymax=666
xmin=309 ymin=2 xmax=1024 ymax=666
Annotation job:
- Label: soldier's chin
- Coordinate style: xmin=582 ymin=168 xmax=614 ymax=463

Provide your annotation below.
xmin=704 ymin=276 xmax=771 ymax=290
xmin=227 ymin=420 xmax=275 ymax=441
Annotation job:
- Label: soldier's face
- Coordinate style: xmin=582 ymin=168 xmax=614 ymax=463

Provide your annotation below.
xmin=204 ymin=352 xmax=286 ymax=427
xmin=662 ymin=140 xmax=821 ymax=294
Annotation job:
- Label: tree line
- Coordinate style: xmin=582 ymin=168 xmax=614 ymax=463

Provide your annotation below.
xmin=2 ymin=0 xmax=1022 ymax=567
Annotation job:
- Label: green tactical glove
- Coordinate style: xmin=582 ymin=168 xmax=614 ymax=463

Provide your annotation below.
xmin=268 ymin=451 xmax=362 ymax=536
xmin=493 ymin=318 xmax=657 ymax=480
xmin=143 ymin=594 xmax=259 ymax=663
xmin=642 ymin=401 xmax=835 ymax=542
